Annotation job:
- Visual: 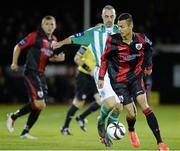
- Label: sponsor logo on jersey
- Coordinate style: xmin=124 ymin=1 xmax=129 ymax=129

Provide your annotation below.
xmin=40 ymin=48 xmax=53 ymax=57
xmin=120 ymin=54 xmax=140 ymax=61
xmin=145 ymin=36 xmax=152 ymax=45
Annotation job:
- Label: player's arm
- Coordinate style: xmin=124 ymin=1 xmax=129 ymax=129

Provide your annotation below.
xmin=98 ymin=36 xmax=112 ymax=88
xmin=11 ymin=45 xmax=21 ymax=71
xmin=52 ymin=36 xmax=72 ymax=49
xmin=143 ymin=35 xmax=153 ymax=75
xmin=49 ymin=52 xmax=65 ymax=62
xmin=53 ymin=28 xmax=93 ymax=49
xmin=11 ymin=32 xmax=37 ymax=71
xmin=74 ymin=47 xmax=91 ymax=72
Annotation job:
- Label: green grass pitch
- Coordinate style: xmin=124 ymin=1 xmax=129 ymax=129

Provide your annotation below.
xmin=0 ymin=104 xmax=179 ymax=150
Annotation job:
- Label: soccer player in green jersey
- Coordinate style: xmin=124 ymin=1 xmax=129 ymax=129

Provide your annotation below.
xmin=53 ymin=5 xmax=139 ymax=147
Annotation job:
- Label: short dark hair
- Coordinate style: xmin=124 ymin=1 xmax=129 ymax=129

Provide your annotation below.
xmin=118 ymin=13 xmax=133 ymax=25
xmin=118 ymin=13 xmax=132 ymax=21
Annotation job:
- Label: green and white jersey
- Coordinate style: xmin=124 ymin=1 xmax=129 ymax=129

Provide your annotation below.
xmin=71 ymin=24 xmax=119 ymax=67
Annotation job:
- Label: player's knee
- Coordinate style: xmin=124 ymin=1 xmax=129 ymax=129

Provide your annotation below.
xmin=128 ymin=111 xmax=136 ymax=118
xmin=73 ymin=98 xmax=85 ymax=108
xmin=94 ymin=93 xmax=102 ymax=105
xmin=136 ymin=93 xmax=149 ymax=110
xmin=113 ymin=103 xmax=123 ymax=114
xmin=125 ymin=104 xmax=137 ymax=118
xmin=104 ymin=96 xmax=116 ymax=109
xmin=33 ymin=99 xmax=46 ymax=110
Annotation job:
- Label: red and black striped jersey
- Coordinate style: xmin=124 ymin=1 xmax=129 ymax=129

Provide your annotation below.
xmin=99 ymin=32 xmax=153 ymax=83
xmin=18 ymin=32 xmax=57 ymax=73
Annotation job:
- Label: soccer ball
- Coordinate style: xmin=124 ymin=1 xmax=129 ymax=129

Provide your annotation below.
xmin=106 ymin=121 xmax=126 ymax=140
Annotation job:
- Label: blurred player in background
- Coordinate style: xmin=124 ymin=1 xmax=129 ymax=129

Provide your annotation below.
xmin=61 ymin=45 xmax=102 ymax=135
xmin=74 ymin=24 xmax=103 ymax=131
xmin=6 ymin=15 xmax=65 ymax=139
xmin=98 ymin=13 xmax=169 ymax=151
xmin=53 ymin=5 xmax=140 ymax=147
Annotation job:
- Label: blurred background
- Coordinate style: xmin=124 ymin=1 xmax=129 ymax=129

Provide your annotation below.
xmin=0 ymin=0 xmax=180 ymax=104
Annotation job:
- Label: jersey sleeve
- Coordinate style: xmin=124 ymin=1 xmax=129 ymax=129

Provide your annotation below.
xmin=18 ymin=32 xmax=37 ymax=50
xmin=71 ymin=28 xmax=93 ymax=46
xmin=142 ymin=35 xmax=153 ymax=70
xmin=99 ymin=36 xmax=112 ymax=80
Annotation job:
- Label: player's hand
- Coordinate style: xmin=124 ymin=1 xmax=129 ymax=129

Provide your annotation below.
xmin=89 ymin=69 xmax=94 ymax=77
xmin=98 ymin=80 xmax=104 ymax=88
xmin=144 ymin=69 xmax=152 ymax=75
xmin=51 ymin=41 xmax=63 ymax=49
xmin=55 ymin=52 xmax=65 ymax=61
xmin=10 ymin=63 xmax=19 ymax=72
xmin=50 ymin=52 xmax=65 ymax=62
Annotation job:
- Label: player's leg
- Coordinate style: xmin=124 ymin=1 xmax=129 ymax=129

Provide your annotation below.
xmin=137 ymin=93 xmax=169 ymax=150
xmin=98 ymin=96 xmax=116 ymax=147
xmin=77 ymin=93 xmax=101 ymax=120
xmin=112 ymin=82 xmax=140 ymax=148
xmin=107 ymin=102 xmax=122 ymax=125
xmin=6 ymin=71 xmax=38 ymax=133
xmin=124 ymin=102 xmax=140 ymax=148
xmin=76 ymin=79 xmax=102 ymax=131
xmin=135 ymin=75 xmax=169 ymax=150
xmin=61 ymin=71 xmax=88 ymax=135
xmin=19 ymin=73 xmax=46 ymax=139
xmin=61 ymin=98 xmax=85 ymax=135
xmin=94 ymin=69 xmax=119 ymax=147
xmin=7 ymin=102 xmax=32 ymax=133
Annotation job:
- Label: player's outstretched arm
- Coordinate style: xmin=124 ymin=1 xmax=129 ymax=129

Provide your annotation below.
xmin=52 ymin=36 xmax=72 ymax=49
xmin=11 ymin=45 xmax=21 ymax=72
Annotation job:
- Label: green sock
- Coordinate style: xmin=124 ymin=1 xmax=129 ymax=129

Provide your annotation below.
xmin=98 ymin=105 xmax=111 ymax=125
xmin=107 ymin=111 xmax=120 ymax=126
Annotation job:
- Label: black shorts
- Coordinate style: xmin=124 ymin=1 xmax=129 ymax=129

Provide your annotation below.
xmin=75 ymin=71 xmax=98 ymax=101
xmin=111 ymin=74 xmax=145 ymax=105
xmin=23 ymin=69 xmax=48 ymax=102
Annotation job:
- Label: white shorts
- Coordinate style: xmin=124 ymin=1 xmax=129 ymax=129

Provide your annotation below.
xmin=94 ymin=67 xmax=120 ymax=103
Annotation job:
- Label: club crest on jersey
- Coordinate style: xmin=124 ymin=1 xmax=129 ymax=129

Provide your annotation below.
xmin=135 ymin=43 xmax=142 ymax=50
xmin=118 ymin=95 xmax=124 ymax=103
xmin=37 ymin=91 xmax=44 ymax=98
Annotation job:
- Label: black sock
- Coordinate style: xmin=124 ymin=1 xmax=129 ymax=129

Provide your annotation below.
xmin=21 ymin=109 xmax=41 ymax=135
xmin=79 ymin=102 xmax=100 ymax=119
xmin=126 ymin=116 xmax=136 ymax=131
xmin=63 ymin=104 xmax=78 ymax=129
xmin=143 ymin=108 xmax=163 ymax=144
xmin=12 ymin=103 xmax=32 ymax=120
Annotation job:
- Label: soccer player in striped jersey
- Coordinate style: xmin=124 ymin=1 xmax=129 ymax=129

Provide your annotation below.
xmin=53 ymin=5 xmax=140 ymax=147
xmin=98 ymin=13 xmax=169 ymax=151
xmin=61 ymin=45 xmax=102 ymax=135
xmin=6 ymin=16 xmax=65 ymax=139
